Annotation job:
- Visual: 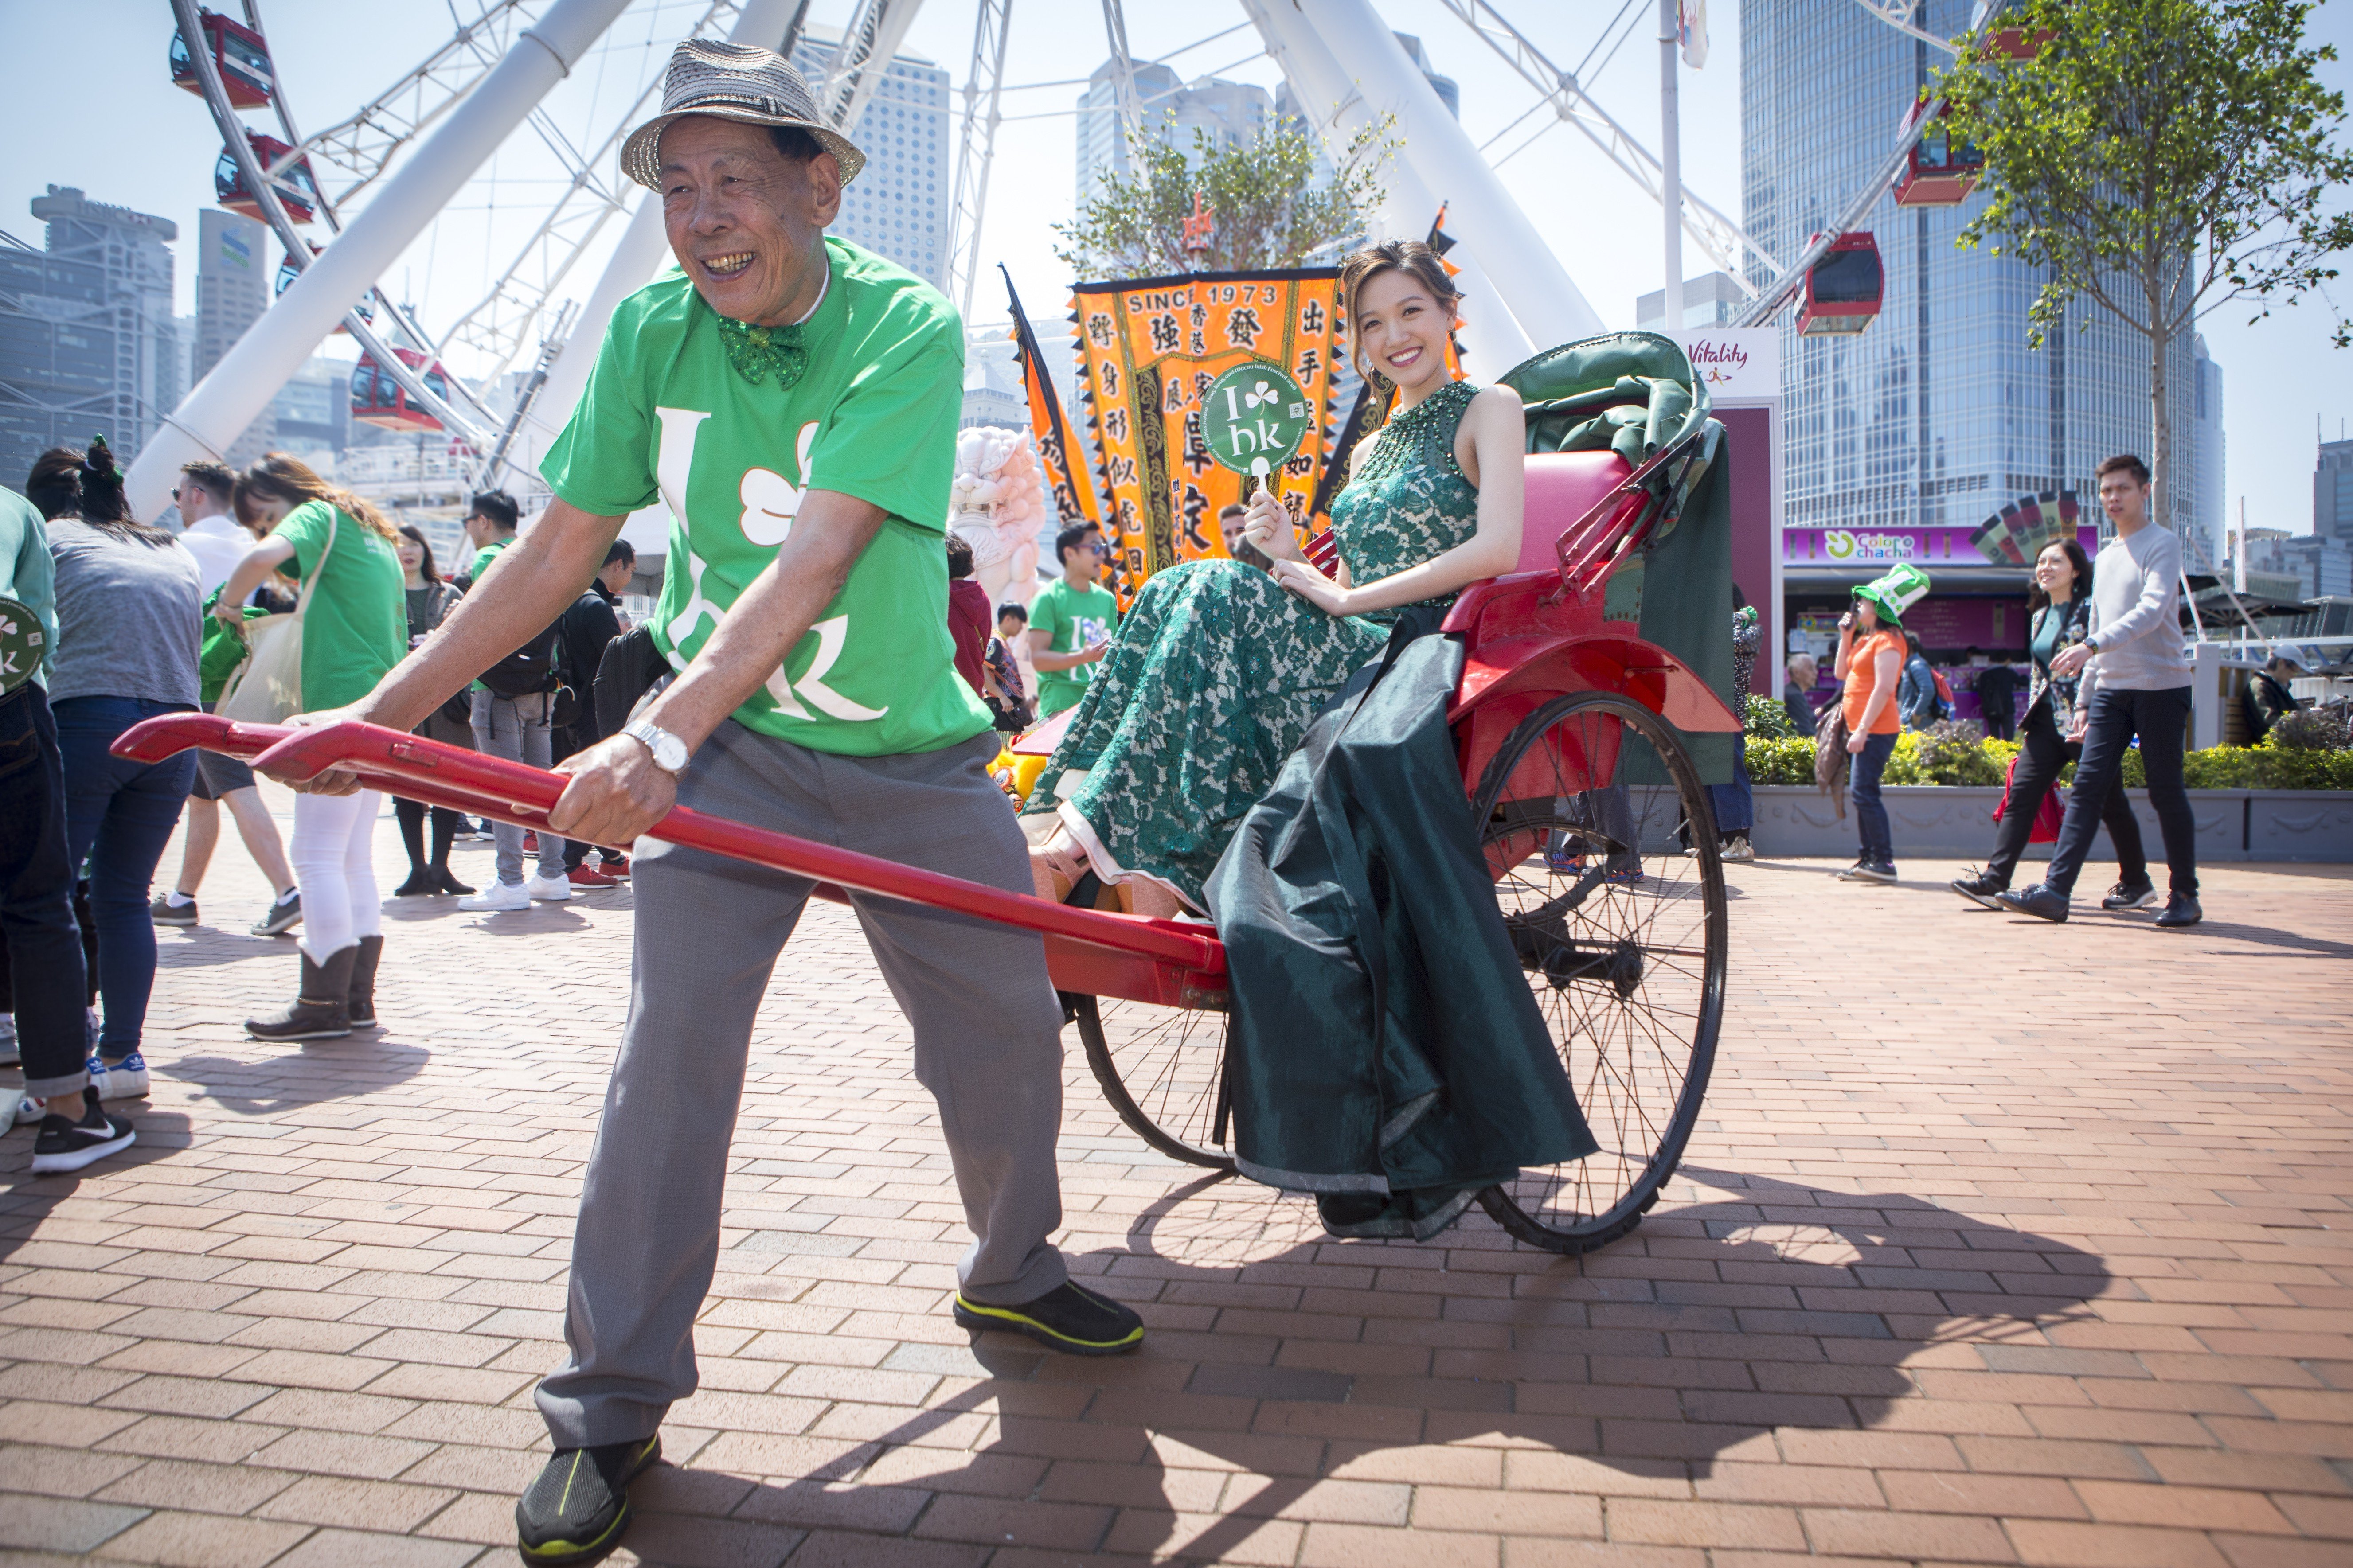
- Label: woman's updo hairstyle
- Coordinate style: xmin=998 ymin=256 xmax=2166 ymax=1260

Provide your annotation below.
xmin=1337 ymin=239 xmax=1462 ymax=383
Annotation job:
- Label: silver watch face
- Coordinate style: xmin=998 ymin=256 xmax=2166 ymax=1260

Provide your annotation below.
xmin=631 ymin=723 xmax=686 ymax=773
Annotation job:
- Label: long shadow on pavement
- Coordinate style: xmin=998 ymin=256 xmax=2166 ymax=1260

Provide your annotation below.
xmin=625 ymin=1164 xmax=2112 ymax=1563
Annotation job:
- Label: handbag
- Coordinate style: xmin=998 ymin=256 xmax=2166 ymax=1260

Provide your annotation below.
xmin=1991 ymin=754 xmax=2064 ymax=844
xmin=216 ymin=516 xmax=336 ymax=724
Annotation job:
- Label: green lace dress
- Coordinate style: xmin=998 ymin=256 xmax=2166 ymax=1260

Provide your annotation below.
xmin=1026 ymin=378 xmax=1485 ymax=908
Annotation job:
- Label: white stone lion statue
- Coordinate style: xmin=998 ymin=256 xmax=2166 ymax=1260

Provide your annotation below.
xmin=947 ymin=425 xmax=1048 ymax=611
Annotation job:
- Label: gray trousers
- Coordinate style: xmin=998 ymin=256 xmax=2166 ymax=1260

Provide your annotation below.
xmin=470 ymin=688 xmax=567 ymax=886
xmin=535 ymin=722 xmax=1070 ymax=1447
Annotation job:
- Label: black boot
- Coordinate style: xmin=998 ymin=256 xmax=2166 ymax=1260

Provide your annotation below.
xmin=435 ymin=866 xmax=475 ymax=897
xmin=346 ymin=936 xmax=385 ymax=1028
xmin=246 ymin=946 xmax=358 ymax=1040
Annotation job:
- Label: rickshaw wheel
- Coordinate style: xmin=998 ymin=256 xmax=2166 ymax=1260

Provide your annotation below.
xmin=1069 ymin=994 xmax=1238 ymax=1173
xmin=1467 ymin=690 xmax=1727 ymax=1253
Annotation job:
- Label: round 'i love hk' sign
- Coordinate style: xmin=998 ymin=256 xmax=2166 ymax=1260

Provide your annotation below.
xmin=1199 ymin=360 xmax=1313 ymax=483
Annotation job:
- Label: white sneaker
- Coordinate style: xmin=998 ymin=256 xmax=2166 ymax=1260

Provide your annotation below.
xmin=98 ymin=1052 xmax=149 ymax=1100
xmin=524 ymin=874 xmax=572 ymax=903
xmin=0 ymin=1012 xmax=17 ymax=1068
xmin=459 ymin=880 xmax=532 ymax=913
xmin=13 ymin=1092 xmax=41 ymax=1125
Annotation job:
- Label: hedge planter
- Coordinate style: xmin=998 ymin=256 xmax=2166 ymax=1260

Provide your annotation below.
xmin=1748 ymin=787 xmax=2353 ymax=863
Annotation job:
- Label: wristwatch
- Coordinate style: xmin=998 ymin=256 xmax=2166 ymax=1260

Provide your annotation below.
xmin=622 ymin=718 xmax=690 ymax=775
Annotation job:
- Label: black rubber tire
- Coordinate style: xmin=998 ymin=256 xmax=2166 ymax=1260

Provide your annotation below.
xmin=1070 ymin=992 xmax=1238 ymax=1172
xmin=1466 ymin=690 xmax=1726 ymax=1253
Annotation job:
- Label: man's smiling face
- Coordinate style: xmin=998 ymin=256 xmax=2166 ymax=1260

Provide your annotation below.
xmin=658 ymin=115 xmax=842 ymax=327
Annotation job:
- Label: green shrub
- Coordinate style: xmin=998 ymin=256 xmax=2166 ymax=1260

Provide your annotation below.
xmin=1892 ymin=729 xmax=2005 ymax=790
xmin=2272 ymin=706 xmax=2351 ymax=751
xmin=1734 ymin=727 xmax=2352 ymax=790
xmin=1744 ymin=735 xmax=1817 ymax=785
xmin=1742 ymin=692 xmax=1795 ymax=740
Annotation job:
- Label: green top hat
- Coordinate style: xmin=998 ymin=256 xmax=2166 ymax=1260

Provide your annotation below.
xmin=1853 ymin=562 xmax=1931 ymax=628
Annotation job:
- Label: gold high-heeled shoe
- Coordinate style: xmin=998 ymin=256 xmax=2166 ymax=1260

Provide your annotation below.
xmin=1029 ymin=829 xmax=1090 ymax=901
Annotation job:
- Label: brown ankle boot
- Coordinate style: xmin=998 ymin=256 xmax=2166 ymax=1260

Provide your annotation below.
xmin=246 ymin=947 xmax=357 ymax=1041
xmin=346 ymin=936 xmax=385 ymax=1027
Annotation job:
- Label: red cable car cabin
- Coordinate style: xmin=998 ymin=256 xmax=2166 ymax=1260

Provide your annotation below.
xmin=277 ymin=245 xmax=371 ymax=332
xmin=1796 ymin=233 xmax=1883 ymax=337
xmin=351 ymin=350 xmax=449 ymax=434
xmin=170 ymin=9 xmax=274 ymax=109
xmin=1893 ymin=97 xmax=1984 ymax=207
xmin=215 ymin=133 xmax=320 ymax=224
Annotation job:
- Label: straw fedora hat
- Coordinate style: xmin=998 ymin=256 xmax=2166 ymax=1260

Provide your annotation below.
xmin=619 ymin=39 xmax=866 ymax=191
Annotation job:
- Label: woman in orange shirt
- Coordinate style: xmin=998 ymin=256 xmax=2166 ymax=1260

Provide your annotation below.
xmin=1833 ymin=565 xmax=1928 ymax=882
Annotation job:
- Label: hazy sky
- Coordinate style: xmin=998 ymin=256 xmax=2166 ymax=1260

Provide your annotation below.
xmin=9 ymin=0 xmax=2350 ymax=535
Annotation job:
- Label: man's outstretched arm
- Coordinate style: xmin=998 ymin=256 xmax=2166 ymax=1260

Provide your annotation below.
xmin=353 ymin=497 xmax=623 ymax=734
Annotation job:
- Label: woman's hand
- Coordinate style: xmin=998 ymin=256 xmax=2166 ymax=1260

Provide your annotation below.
xmin=1846 ymin=729 xmax=1870 ymax=755
xmin=211 ymin=597 xmax=247 ymax=630
xmin=1240 ymin=489 xmax=1304 ymax=564
xmin=1268 ymin=557 xmax=1354 ymax=617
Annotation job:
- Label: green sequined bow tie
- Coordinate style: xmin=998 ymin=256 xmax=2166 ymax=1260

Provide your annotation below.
xmin=716 ymin=316 xmax=808 ymax=390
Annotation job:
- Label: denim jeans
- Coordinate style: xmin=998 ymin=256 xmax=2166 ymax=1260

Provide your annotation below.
xmin=471 ymin=689 xmax=565 ymax=886
xmin=2045 ymin=686 xmax=2197 ymax=898
xmin=1849 ymin=729 xmax=1898 ymax=866
xmin=52 ymin=696 xmax=195 ymax=1061
xmin=0 ymin=686 xmax=94 ymax=1098
xmin=1708 ymin=745 xmax=1755 ymax=836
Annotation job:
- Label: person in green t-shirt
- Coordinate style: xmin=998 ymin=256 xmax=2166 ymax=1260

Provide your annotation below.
xmin=1028 ymin=524 xmax=1119 ymax=718
xmin=252 ymin=43 xmax=1138 ymax=1560
xmin=214 ymin=455 xmax=406 ymax=1047
xmin=460 ymin=487 xmax=520 ymax=585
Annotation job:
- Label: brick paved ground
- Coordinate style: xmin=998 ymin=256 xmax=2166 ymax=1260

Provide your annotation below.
xmin=2 ymin=790 xmax=2349 ymax=1567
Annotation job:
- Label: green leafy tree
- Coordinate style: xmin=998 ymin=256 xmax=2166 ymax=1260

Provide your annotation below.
xmin=1053 ymin=112 xmax=1391 ymax=279
xmin=1937 ymin=0 xmax=2353 ymax=524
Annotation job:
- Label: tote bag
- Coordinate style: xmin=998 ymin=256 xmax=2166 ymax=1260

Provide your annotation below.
xmin=1990 ymin=753 xmax=2064 ymax=844
xmin=215 ymin=517 xmax=335 ymax=725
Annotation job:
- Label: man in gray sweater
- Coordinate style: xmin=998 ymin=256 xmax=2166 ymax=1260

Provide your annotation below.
xmin=2000 ymin=454 xmax=2201 ymax=927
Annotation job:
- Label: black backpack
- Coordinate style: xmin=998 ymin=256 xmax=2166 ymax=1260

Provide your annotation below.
xmin=480 ymin=616 xmax=564 ymax=699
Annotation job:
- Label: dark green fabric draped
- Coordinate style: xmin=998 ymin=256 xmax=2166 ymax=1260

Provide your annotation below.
xmin=1204 ymin=632 xmax=1597 ymax=1239
xmin=1501 ymin=330 xmax=1736 ymax=784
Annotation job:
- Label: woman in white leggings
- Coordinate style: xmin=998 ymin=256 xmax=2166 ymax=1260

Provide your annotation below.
xmin=214 ymin=455 xmax=407 ymax=1039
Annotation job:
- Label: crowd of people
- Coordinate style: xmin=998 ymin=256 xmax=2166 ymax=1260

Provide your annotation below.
xmin=1784 ymin=454 xmax=2203 ymax=926
xmin=0 ymin=446 xmax=641 ymax=1174
xmin=0 ymin=33 xmax=2255 ymax=1563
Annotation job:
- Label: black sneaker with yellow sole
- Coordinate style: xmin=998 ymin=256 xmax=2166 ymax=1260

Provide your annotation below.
xmin=515 ymin=1435 xmax=661 ymax=1565
xmin=953 ymin=1279 xmax=1144 ymax=1356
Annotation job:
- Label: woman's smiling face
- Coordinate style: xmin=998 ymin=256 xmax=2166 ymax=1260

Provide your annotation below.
xmin=1352 ymin=267 xmax=1456 ymax=393
xmin=2035 ymin=542 xmax=2075 ymax=600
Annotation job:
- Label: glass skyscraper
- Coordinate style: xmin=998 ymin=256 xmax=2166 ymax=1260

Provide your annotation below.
xmin=1742 ymin=0 xmax=2209 ymax=558
xmin=793 ymin=27 xmax=950 ymax=291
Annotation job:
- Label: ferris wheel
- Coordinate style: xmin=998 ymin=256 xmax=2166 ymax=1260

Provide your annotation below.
xmin=128 ymin=0 xmax=1990 ymax=521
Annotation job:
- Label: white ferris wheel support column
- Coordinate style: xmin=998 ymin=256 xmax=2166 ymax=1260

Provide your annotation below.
xmin=506 ymin=0 xmax=814 ymax=482
xmin=1295 ymin=0 xmax=1604 ymax=351
xmin=126 ymin=0 xmax=637 ymax=522
xmin=1241 ymin=0 xmax=1536 ymax=378
xmin=1658 ymin=0 xmax=1682 ymax=331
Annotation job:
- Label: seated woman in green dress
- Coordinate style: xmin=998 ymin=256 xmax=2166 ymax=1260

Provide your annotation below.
xmin=1024 ymin=240 xmax=1529 ymax=915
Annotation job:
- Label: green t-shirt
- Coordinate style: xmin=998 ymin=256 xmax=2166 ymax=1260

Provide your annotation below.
xmin=541 ymin=237 xmax=986 ymax=757
xmin=467 ymin=537 xmax=511 ymax=583
xmin=1029 ymin=576 xmax=1119 ymax=717
xmin=271 ymin=500 xmax=406 ymax=712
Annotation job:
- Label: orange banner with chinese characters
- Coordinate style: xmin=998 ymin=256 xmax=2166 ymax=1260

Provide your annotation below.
xmin=1068 ymin=269 xmax=1344 ymax=605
